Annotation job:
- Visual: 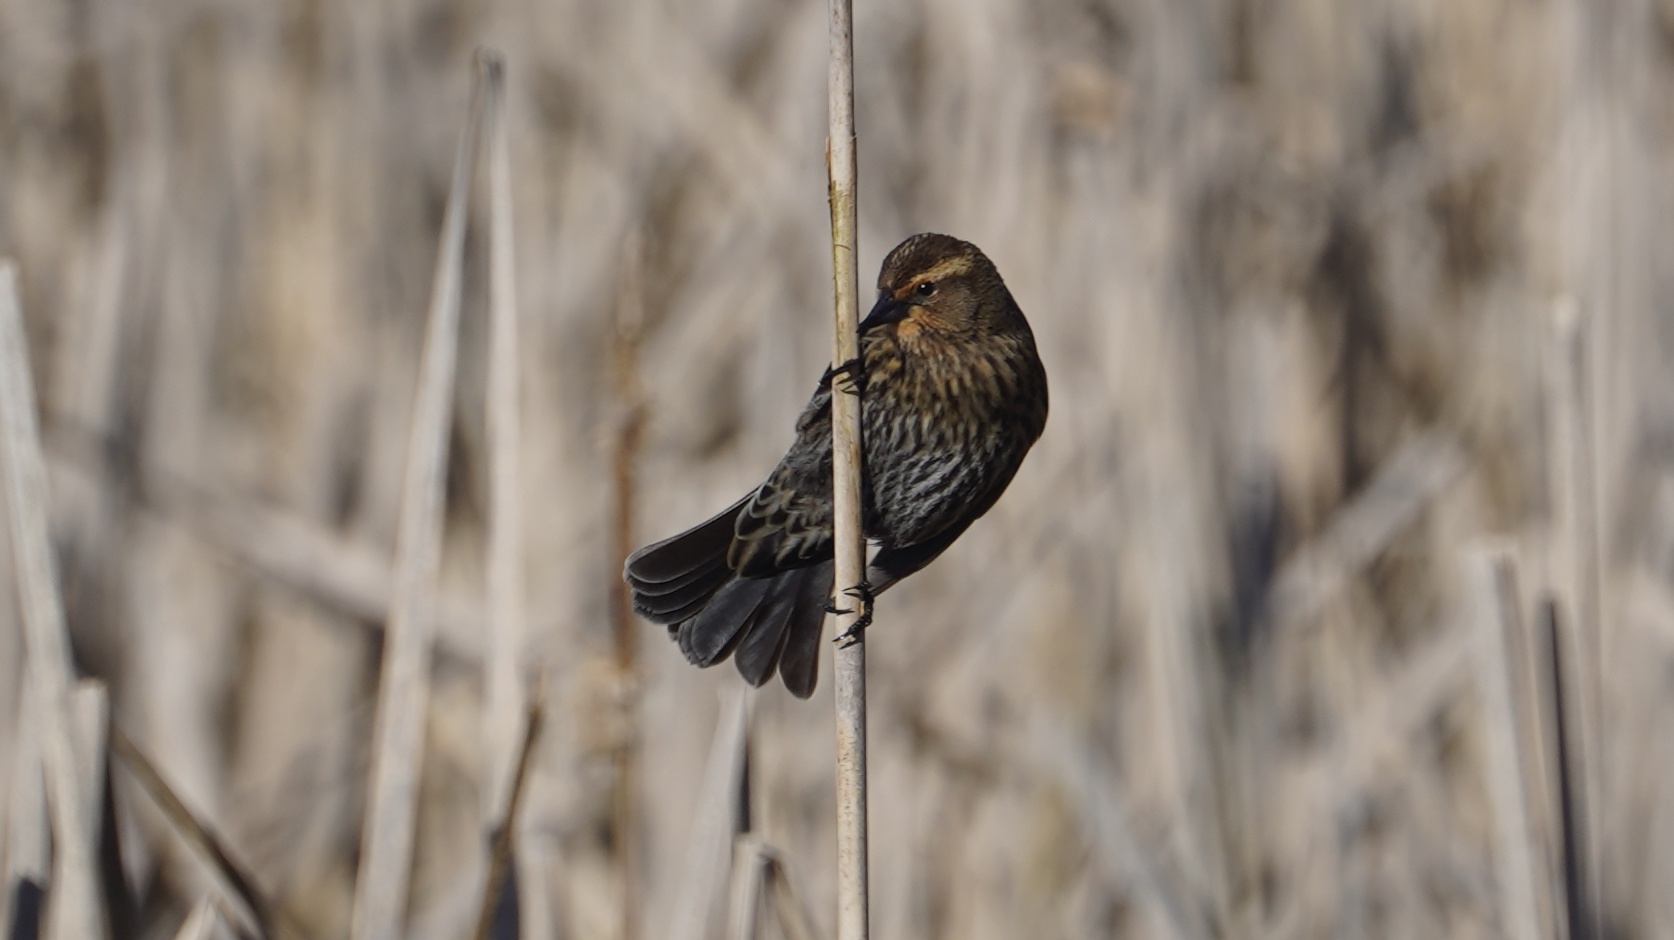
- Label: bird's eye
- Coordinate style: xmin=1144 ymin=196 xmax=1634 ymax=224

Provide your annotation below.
xmin=915 ymin=281 xmax=937 ymax=298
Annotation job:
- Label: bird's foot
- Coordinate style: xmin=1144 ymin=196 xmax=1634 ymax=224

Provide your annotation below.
xmin=819 ymin=356 xmax=865 ymax=397
xmin=827 ymin=580 xmax=874 ymax=648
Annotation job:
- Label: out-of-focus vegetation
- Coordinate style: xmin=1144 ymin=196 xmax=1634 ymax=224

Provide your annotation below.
xmin=3 ymin=0 xmax=1674 ymax=937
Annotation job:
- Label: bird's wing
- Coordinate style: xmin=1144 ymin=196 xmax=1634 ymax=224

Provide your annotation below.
xmin=729 ymin=383 xmax=837 ymax=579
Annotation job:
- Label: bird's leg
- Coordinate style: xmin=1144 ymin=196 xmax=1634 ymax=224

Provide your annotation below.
xmin=819 ymin=356 xmax=865 ymax=397
xmin=826 ymin=580 xmax=874 ymax=647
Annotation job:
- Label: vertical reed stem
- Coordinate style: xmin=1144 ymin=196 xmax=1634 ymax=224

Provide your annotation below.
xmin=482 ymin=49 xmax=528 ymax=823
xmin=825 ymin=0 xmax=867 ymax=937
xmin=350 ymin=64 xmax=485 ymax=940
xmin=0 ymin=262 xmax=107 ymax=940
xmin=609 ymin=232 xmax=646 ymax=940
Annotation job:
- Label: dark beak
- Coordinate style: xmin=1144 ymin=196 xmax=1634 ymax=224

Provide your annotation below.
xmin=859 ymin=293 xmax=910 ymax=333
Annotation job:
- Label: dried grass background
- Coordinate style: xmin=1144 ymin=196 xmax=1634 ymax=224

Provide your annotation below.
xmin=4 ymin=0 xmax=1674 ymax=938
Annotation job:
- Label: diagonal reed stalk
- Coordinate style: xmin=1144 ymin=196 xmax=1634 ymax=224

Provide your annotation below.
xmin=107 ymin=722 xmax=296 ymax=940
xmin=470 ymin=687 xmax=544 ymax=940
xmin=0 ymin=262 xmax=106 ymax=940
xmin=823 ymin=0 xmax=867 ymax=937
xmin=349 ymin=62 xmax=488 ymax=940
xmin=170 ymin=899 xmax=222 ymax=940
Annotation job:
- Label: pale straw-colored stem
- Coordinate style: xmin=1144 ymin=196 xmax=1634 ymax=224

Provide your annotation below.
xmin=824 ymin=0 xmax=867 ymax=937
xmin=668 ymin=692 xmax=750 ymax=940
xmin=481 ymin=48 xmax=528 ymax=827
xmin=0 ymin=262 xmax=106 ymax=940
xmin=350 ymin=64 xmax=486 ymax=940
xmin=1463 ymin=546 xmax=1549 ymax=940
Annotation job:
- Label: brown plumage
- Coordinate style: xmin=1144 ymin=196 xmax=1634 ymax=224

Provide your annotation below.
xmin=623 ymin=233 xmax=1048 ymax=697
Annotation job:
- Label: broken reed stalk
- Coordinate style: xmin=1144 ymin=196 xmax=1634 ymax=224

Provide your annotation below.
xmin=0 ymin=262 xmax=106 ymax=940
xmin=349 ymin=64 xmax=487 ymax=940
xmin=725 ymin=836 xmax=821 ymax=940
xmin=608 ymin=231 xmax=647 ymax=940
xmin=824 ymin=0 xmax=867 ymax=937
xmin=481 ymin=48 xmax=528 ymax=825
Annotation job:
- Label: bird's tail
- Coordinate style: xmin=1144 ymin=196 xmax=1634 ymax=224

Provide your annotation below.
xmin=624 ymin=497 xmax=745 ymax=625
xmin=624 ymin=499 xmax=832 ymax=697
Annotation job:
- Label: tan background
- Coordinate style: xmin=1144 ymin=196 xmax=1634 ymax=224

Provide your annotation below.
xmin=2 ymin=0 xmax=1674 ymax=937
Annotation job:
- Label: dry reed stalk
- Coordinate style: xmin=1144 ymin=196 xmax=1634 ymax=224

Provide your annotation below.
xmin=3 ymin=676 xmax=47 ymax=936
xmin=349 ymin=65 xmax=487 ymax=940
xmin=1028 ymin=714 xmax=1205 ymax=940
xmin=171 ymin=899 xmax=222 ymax=940
xmin=1546 ymin=298 xmax=1605 ymax=938
xmin=1462 ymin=546 xmax=1547 ymax=940
xmin=667 ymin=692 xmax=749 ymax=940
xmin=39 ymin=447 xmax=491 ymax=664
xmin=1130 ymin=438 xmax=1220 ymax=930
xmin=511 ymin=841 xmax=563 ymax=940
xmin=1539 ymin=599 xmax=1595 ymax=940
xmin=824 ymin=0 xmax=867 ymax=937
xmin=471 ymin=688 xmax=544 ymax=940
xmin=725 ymin=836 xmax=823 ymax=940
xmin=1316 ymin=624 xmax=1474 ymax=800
xmin=0 ymin=262 xmax=106 ymax=940
xmin=608 ymin=230 xmax=647 ymax=940
xmin=46 ymin=196 xmax=128 ymax=546
xmin=65 ymin=682 xmax=108 ymax=898
xmin=480 ymin=48 xmax=528 ymax=826
xmin=724 ymin=836 xmax=765 ymax=940
xmin=762 ymin=848 xmax=821 ymax=940
xmin=1266 ymin=433 xmax=1468 ymax=627
xmin=1490 ymin=555 xmax=1563 ymax=915
xmin=107 ymin=724 xmax=284 ymax=939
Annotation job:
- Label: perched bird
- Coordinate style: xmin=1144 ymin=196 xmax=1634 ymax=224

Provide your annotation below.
xmin=623 ymin=233 xmax=1048 ymax=697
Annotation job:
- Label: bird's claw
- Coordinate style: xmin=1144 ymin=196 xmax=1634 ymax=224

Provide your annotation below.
xmin=829 ymin=580 xmax=874 ymax=647
xmin=819 ymin=356 xmax=865 ymax=397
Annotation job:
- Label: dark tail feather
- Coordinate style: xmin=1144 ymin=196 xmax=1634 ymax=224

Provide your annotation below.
xmin=733 ymin=570 xmax=803 ymax=687
xmin=626 ymin=498 xmax=747 ymax=624
xmin=777 ymin=561 xmax=833 ymax=698
xmin=624 ymin=497 xmax=746 ymax=583
xmin=643 ymin=574 xmax=734 ymax=627
xmin=630 ymin=558 xmax=733 ymax=623
xmin=628 ymin=500 xmax=835 ymax=697
xmin=677 ymin=575 xmax=772 ymax=666
xmin=629 ymin=554 xmax=728 ymax=598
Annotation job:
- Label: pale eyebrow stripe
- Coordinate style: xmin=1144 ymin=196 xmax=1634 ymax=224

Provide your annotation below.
xmin=893 ymin=256 xmax=973 ymax=296
xmin=916 ymin=256 xmax=972 ymax=282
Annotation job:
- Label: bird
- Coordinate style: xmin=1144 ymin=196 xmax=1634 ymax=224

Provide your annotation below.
xmin=623 ymin=233 xmax=1048 ymax=697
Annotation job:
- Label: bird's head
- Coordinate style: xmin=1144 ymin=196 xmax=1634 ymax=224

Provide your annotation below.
xmin=861 ymin=233 xmax=1022 ymax=339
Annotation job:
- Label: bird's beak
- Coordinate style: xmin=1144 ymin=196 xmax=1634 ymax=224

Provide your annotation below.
xmin=859 ymin=293 xmax=910 ymax=333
